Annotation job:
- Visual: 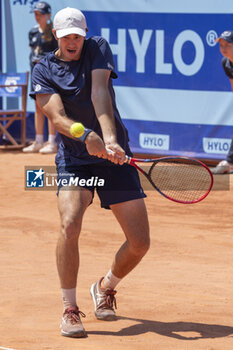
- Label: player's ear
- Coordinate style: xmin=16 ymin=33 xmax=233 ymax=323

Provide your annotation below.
xmin=52 ymin=29 xmax=58 ymax=40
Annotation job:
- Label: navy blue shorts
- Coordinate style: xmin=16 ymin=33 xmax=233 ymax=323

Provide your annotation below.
xmin=56 ymin=160 xmax=146 ymax=209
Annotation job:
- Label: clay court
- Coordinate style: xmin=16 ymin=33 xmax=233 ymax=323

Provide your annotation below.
xmin=1 ymin=151 xmax=233 ymax=350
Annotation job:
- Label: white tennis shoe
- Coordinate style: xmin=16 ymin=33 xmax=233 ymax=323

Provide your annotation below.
xmin=211 ymin=160 xmax=233 ymax=174
xmin=39 ymin=142 xmax=57 ymax=154
xmin=60 ymin=306 xmax=86 ymax=338
xmin=90 ymin=277 xmax=117 ymax=321
xmin=22 ymin=141 xmax=43 ymax=153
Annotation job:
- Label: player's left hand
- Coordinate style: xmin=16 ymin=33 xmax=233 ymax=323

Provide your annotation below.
xmin=85 ymin=131 xmax=108 ymax=158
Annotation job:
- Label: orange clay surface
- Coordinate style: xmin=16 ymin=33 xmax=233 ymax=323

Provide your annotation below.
xmin=0 ymin=151 xmax=233 ymax=350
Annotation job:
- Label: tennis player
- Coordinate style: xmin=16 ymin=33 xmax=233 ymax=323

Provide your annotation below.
xmin=212 ymin=30 xmax=233 ymax=174
xmin=30 ymin=7 xmax=150 ymax=338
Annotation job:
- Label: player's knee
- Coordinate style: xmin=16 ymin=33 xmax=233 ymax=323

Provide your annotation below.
xmin=61 ymin=217 xmax=81 ymax=240
xmin=140 ymin=238 xmax=150 ymax=256
xmin=131 ymin=235 xmax=150 ymax=257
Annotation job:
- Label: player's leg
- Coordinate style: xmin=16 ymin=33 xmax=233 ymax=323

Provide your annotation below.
xmin=226 ymin=137 xmax=233 ymax=170
xmin=211 ymin=137 xmax=233 ymax=174
xmin=57 ymin=187 xmax=92 ymax=288
xmin=39 ymin=119 xmax=57 ymax=154
xmin=22 ymin=101 xmax=44 ymax=153
xmin=90 ymin=197 xmax=149 ymax=320
xmin=57 ymin=187 xmax=92 ymax=338
xmin=110 ymin=197 xmax=150 ymax=277
xmin=48 ymin=119 xmax=56 ymax=137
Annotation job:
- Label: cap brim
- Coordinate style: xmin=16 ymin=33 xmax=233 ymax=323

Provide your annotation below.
xmin=215 ymin=36 xmax=233 ymax=43
xmin=30 ymin=9 xmax=47 ymax=14
xmin=56 ymin=27 xmax=86 ymax=38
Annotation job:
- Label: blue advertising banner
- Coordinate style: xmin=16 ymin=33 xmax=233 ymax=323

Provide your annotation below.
xmin=86 ymin=12 xmax=231 ymax=92
xmin=2 ymin=0 xmax=233 ymax=159
xmin=123 ymin=119 xmax=233 ymax=159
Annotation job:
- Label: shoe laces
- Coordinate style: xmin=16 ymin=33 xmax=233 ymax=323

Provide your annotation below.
xmin=104 ymin=289 xmax=117 ymax=309
xmin=64 ymin=307 xmax=86 ymax=324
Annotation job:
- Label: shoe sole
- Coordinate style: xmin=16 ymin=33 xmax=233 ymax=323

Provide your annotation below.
xmin=90 ymin=283 xmax=116 ymax=321
xmin=61 ymin=330 xmax=87 ymax=338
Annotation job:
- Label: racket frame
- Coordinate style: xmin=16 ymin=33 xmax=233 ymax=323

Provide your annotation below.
xmin=125 ymin=156 xmax=214 ymax=204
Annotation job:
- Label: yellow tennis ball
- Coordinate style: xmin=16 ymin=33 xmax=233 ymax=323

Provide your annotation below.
xmin=70 ymin=123 xmax=85 ymax=138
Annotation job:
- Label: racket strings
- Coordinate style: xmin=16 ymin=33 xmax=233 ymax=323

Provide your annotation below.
xmin=149 ymin=160 xmax=212 ymax=202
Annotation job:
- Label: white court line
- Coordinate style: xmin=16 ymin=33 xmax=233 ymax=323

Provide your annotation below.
xmin=0 ymin=347 xmax=18 ymax=350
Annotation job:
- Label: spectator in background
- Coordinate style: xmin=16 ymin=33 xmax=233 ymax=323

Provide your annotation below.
xmin=211 ymin=30 xmax=233 ymax=174
xmin=23 ymin=1 xmax=58 ymax=154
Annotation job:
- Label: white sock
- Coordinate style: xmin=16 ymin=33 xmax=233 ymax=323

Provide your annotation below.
xmin=101 ymin=270 xmax=122 ymax=290
xmin=61 ymin=288 xmax=77 ymax=311
xmin=35 ymin=134 xmax=43 ymax=144
xmin=48 ymin=134 xmax=56 ymax=145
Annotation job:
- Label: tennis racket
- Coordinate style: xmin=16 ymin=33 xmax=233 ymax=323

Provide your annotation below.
xmin=124 ymin=156 xmax=213 ymax=204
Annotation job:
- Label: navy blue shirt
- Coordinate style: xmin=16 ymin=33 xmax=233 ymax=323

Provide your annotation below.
xmin=222 ymin=57 xmax=233 ymax=79
xmin=29 ymin=24 xmax=58 ymax=68
xmin=30 ymin=36 xmax=131 ymax=165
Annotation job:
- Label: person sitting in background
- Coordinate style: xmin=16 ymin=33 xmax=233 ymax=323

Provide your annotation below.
xmin=211 ymin=30 xmax=233 ymax=174
xmin=23 ymin=1 xmax=58 ymax=154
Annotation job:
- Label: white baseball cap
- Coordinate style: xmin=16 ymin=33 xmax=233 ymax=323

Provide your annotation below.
xmin=54 ymin=7 xmax=87 ymax=38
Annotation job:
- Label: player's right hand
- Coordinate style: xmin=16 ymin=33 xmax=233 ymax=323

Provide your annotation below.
xmin=105 ymin=144 xmax=125 ymax=165
xmin=85 ymin=131 xmax=108 ymax=159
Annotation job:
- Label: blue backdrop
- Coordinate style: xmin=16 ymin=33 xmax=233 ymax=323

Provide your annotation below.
xmin=1 ymin=0 xmax=233 ymax=159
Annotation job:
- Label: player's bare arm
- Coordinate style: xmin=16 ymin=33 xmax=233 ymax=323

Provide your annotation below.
xmin=91 ymin=69 xmax=125 ymax=164
xmin=36 ymin=93 xmax=108 ymax=158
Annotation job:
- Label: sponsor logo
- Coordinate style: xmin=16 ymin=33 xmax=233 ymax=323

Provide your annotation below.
xmin=203 ymin=137 xmax=231 ymax=154
xmin=85 ymin=12 xmax=228 ymax=90
xmin=102 ymin=28 xmax=210 ymax=76
xmin=139 ymin=133 xmax=170 ymax=150
xmin=4 ymin=76 xmax=21 ymax=93
xmin=35 ymin=84 xmax=41 ymax=91
xmin=13 ymin=0 xmax=38 ymax=6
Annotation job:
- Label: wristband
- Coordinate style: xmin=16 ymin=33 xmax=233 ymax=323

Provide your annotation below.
xmin=78 ymin=128 xmax=93 ymax=142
